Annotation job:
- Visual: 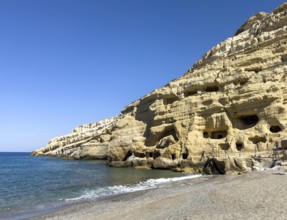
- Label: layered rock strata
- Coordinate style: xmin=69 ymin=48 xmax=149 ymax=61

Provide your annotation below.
xmin=33 ymin=3 xmax=287 ymax=174
xmin=32 ymin=117 xmax=119 ymax=159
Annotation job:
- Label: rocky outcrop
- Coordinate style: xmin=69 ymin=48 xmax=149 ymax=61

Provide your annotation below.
xmin=32 ymin=117 xmax=119 ymax=159
xmin=33 ymin=3 xmax=287 ymax=174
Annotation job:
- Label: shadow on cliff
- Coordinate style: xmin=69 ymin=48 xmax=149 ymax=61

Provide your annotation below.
xmin=134 ymin=98 xmax=155 ymax=146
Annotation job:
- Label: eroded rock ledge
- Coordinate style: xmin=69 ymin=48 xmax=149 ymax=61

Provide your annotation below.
xmin=33 ymin=3 xmax=287 ymax=174
xmin=32 ymin=116 xmax=120 ymax=159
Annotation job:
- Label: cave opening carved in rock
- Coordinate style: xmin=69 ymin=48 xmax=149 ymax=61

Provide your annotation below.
xmin=163 ymin=95 xmax=179 ymax=105
xmin=211 ymin=131 xmax=227 ymax=139
xmin=159 ymin=126 xmax=179 ymax=142
xmin=184 ymin=89 xmax=197 ymax=97
xmin=205 ymin=85 xmax=219 ymax=92
xmin=203 ymin=131 xmax=227 ymax=139
xmin=270 ymin=125 xmax=282 ymax=133
xmin=146 ymin=152 xmax=154 ymax=158
xmin=239 ymin=79 xmax=248 ymax=86
xmin=202 ymin=99 xmax=213 ymax=106
xmin=248 ymin=136 xmax=267 ymax=144
xmin=219 ymin=143 xmax=230 ymax=151
xmin=123 ymin=150 xmax=132 ymax=161
xmin=239 ymin=115 xmax=259 ymax=129
xmin=236 ymin=142 xmax=244 ymax=151
xmin=134 ymin=152 xmax=146 ymax=158
xmin=182 ymin=153 xmax=188 ymax=159
xmin=171 ymin=154 xmax=176 ymax=160
xmin=153 ymin=151 xmax=161 ymax=159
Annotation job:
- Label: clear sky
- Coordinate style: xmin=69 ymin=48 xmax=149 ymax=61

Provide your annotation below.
xmin=0 ymin=0 xmax=285 ymax=152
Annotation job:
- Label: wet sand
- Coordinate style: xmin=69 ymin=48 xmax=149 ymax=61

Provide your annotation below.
xmin=30 ymin=170 xmax=287 ymax=220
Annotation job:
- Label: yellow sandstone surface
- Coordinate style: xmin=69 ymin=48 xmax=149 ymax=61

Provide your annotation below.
xmin=33 ymin=3 xmax=287 ymax=174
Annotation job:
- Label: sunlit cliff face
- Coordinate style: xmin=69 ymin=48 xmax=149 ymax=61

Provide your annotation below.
xmin=33 ymin=3 xmax=287 ymax=173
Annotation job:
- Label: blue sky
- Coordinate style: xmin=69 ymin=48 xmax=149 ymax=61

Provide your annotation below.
xmin=0 ymin=0 xmax=285 ymax=152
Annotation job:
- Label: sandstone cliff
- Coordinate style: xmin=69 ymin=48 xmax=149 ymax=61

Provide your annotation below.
xmin=32 ymin=116 xmax=119 ymax=159
xmin=33 ymin=3 xmax=287 ymax=174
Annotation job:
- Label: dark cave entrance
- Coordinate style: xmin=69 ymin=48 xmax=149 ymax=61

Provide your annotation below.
xmin=236 ymin=142 xmax=244 ymax=151
xmin=270 ymin=126 xmax=282 ymax=133
xmin=171 ymin=154 xmax=176 ymax=160
xmin=239 ymin=115 xmax=259 ymax=127
xmin=159 ymin=126 xmax=178 ymax=142
xmin=219 ymin=143 xmax=230 ymax=151
xmin=182 ymin=153 xmax=188 ymax=159
xmin=211 ymin=131 xmax=227 ymax=139
xmin=205 ymin=85 xmax=219 ymax=92
xmin=123 ymin=150 xmax=132 ymax=161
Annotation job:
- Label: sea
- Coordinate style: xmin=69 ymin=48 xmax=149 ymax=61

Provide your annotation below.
xmin=0 ymin=152 xmax=201 ymax=220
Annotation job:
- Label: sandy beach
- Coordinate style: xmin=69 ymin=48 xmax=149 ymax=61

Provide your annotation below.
xmin=29 ymin=169 xmax=287 ymax=220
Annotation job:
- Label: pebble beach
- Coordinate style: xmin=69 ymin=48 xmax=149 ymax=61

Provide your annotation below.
xmin=30 ymin=170 xmax=287 ymax=220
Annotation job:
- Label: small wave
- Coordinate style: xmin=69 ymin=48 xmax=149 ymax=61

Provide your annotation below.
xmin=66 ymin=174 xmax=201 ymax=202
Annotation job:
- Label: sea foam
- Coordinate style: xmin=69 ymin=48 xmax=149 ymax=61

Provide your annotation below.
xmin=66 ymin=174 xmax=201 ymax=202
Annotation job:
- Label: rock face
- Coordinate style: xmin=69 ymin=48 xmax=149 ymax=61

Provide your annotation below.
xmin=33 ymin=3 xmax=287 ymax=173
xmin=32 ymin=117 xmax=119 ymax=159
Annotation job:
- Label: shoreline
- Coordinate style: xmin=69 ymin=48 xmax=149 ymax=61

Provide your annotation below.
xmin=28 ymin=169 xmax=287 ymax=220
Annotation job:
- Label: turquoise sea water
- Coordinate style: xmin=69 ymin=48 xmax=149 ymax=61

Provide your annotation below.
xmin=0 ymin=152 xmax=199 ymax=219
